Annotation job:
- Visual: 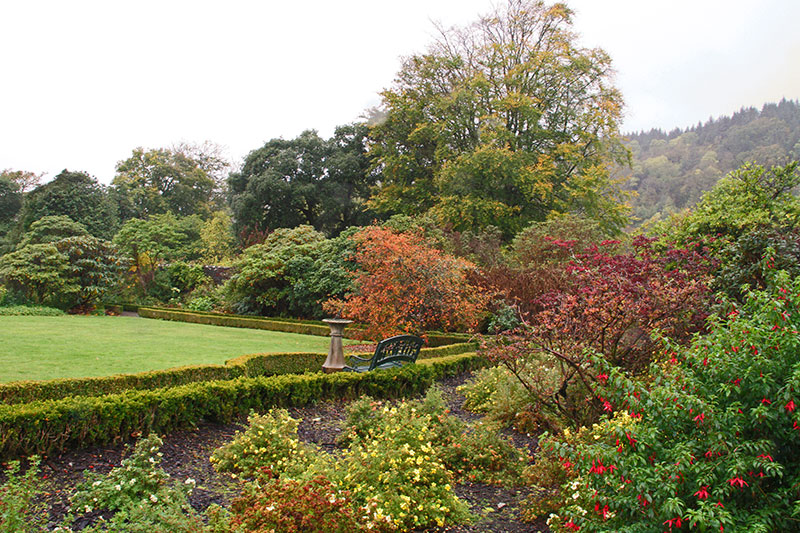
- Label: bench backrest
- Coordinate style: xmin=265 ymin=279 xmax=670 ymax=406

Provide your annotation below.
xmin=369 ymin=334 xmax=425 ymax=370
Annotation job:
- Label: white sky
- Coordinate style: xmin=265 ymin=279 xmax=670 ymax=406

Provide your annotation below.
xmin=1 ymin=0 xmax=799 ymax=184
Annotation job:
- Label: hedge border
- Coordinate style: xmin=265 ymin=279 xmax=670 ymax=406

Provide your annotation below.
xmin=0 ymin=352 xmax=486 ymax=459
xmin=0 ymin=343 xmax=477 ymax=405
xmin=137 ymin=307 xmax=472 ymax=347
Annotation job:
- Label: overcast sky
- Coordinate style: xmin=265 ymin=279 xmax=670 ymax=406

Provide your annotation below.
xmin=1 ymin=0 xmax=799 ymax=184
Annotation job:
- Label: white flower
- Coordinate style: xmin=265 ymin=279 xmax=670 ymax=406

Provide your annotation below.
xmin=115 ymin=484 xmax=121 ymax=491
xmin=92 ymin=481 xmax=102 ymax=487
xmin=84 ymin=505 xmax=92 ymax=513
xmin=184 ymin=478 xmax=196 ymax=486
xmin=150 ymin=494 xmax=158 ymax=503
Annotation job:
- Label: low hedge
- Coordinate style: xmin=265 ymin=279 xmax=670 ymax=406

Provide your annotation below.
xmin=0 ymin=353 xmax=325 ymax=406
xmin=138 ymin=307 xmax=473 ymax=346
xmin=0 ymin=352 xmax=486 ymax=459
xmin=0 ymin=344 xmax=477 ymax=406
xmin=138 ymin=307 xmax=333 ymax=336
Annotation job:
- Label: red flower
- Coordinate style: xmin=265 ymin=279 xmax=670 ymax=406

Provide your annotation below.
xmin=761 ymin=398 xmax=772 ymax=405
xmin=564 ymin=519 xmax=580 ymax=531
xmin=664 ymin=516 xmax=683 ymax=529
xmin=694 ymin=485 xmax=710 ymax=500
xmin=728 ymin=476 xmax=748 ymax=488
xmin=596 ymin=373 xmax=609 ymax=383
xmin=600 ymin=397 xmax=613 ymax=412
xmin=757 ymin=454 xmax=774 ymax=462
xmin=786 ymin=400 xmax=796 ymax=412
xmin=594 ymin=503 xmax=610 ymax=520
xmin=693 ymin=413 xmax=705 ymax=425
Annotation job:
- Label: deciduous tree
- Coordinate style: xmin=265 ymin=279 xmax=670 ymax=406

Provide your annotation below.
xmin=324 ymin=226 xmax=488 ymax=340
xmin=18 ymin=170 xmax=119 ymax=239
xmin=369 ymin=0 xmax=629 ymax=238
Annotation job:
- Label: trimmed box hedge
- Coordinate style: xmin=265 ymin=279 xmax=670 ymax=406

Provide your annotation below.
xmin=137 ymin=307 xmax=473 ymax=346
xmin=0 ymin=352 xmax=486 ymax=459
xmin=0 ymin=343 xmax=477 ymax=405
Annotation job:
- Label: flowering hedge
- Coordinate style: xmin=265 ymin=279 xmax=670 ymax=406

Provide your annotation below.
xmin=532 ymin=268 xmax=800 ymax=532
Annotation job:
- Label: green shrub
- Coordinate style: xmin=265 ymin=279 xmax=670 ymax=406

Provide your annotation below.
xmin=0 ymin=305 xmax=65 ymax=316
xmin=210 ymin=409 xmax=321 ymax=480
xmin=337 ymin=395 xmax=471 ymax=530
xmin=0 ymin=457 xmax=47 ymax=532
xmin=68 ymin=433 xmax=205 ymax=532
xmin=458 ymin=365 xmax=536 ymax=431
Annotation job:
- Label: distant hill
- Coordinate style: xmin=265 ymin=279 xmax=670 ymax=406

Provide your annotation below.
xmin=621 ymin=98 xmax=800 ymax=225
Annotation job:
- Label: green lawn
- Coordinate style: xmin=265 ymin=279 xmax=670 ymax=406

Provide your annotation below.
xmin=0 ymin=315 xmax=345 ymax=383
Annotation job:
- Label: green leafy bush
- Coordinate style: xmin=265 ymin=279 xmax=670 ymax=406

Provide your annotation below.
xmin=68 ymin=433 xmax=204 ymax=532
xmin=224 ymin=225 xmax=354 ymax=318
xmin=0 ymin=457 xmax=47 ymax=532
xmin=210 ymin=409 xmax=320 ymax=480
xmin=457 ymin=365 xmax=534 ymax=431
xmin=0 ymin=305 xmax=65 ymax=316
xmin=530 ymin=270 xmax=800 ymax=532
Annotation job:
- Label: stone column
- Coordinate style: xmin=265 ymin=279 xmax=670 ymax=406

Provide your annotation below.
xmin=322 ymin=318 xmax=353 ymax=373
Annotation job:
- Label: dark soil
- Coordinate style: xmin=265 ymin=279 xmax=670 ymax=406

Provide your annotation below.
xmin=30 ymin=371 xmax=549 ymax=532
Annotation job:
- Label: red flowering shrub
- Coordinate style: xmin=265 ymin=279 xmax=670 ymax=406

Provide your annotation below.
xmin=533 ymin=269 xmax=800 ymax=532
xmin=226 ymin=474 xmax=367 ymax=533
xmin=324 ymin=226 xmax=488 ymax=341
xmin=483 ymin=237 xmax=713 ymax=427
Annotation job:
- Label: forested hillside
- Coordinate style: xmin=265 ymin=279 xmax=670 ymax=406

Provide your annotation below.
xmin=623 ymin=98 xmax=800 ymax=224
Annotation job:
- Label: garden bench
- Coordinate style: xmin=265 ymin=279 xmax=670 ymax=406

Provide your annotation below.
xmin=343 ymin=334 xmax=425 ymax=372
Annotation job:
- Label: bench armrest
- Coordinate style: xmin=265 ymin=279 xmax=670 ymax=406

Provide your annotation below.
xmin=346 ymin=354 xmax=371 ymax=363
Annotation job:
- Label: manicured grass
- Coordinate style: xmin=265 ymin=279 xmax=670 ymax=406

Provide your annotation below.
xmin=0 ymin=315 xmax=348 ymax=383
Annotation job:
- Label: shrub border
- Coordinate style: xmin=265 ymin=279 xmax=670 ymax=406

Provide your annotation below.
xmin=0 ymin=352 xmax=486 ymax=459
xmin=0 ymin=343 xmax=477 ymax=405
xmin=137 ymin=307 xmax=472 ymax=346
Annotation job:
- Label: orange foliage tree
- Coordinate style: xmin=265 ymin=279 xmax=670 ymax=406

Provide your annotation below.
xmin=324 ymin=226 xmax=488 ymax=341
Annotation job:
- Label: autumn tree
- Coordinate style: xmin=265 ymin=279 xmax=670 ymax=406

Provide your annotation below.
xmin=369 ymin=0 xmax=630 ymax=238
xmin=324 ymin=226 xmax=488 ymax=340
xmin=0 ymin=168 xmax=43 ymax=193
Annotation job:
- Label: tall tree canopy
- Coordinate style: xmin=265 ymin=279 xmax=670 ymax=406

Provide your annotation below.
xmin=113 ymin=145 xmax=222 ymax=220
xmin=18 ymin=170 xmax=119 ymax=239
xmin=228 ymin=123 xmax=378 ymax=238
xmin=368 ymin=0 xmax=629 ymax=238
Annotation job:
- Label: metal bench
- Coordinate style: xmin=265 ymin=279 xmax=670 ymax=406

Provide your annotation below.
xmin=343 ymin=334 xmax=425 ymax=372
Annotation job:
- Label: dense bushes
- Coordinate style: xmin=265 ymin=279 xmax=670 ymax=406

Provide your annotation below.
xmin=529 ymin=271 xmax=800 ymax=532
xmin=482 ymin=237 xmax=713 ymax=428
xmin=224 ymin=225 xmax=354 ymax=318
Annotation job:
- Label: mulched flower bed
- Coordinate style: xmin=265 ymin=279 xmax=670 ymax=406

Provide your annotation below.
xmin=29 ymin=371 xmax=550 ymax=532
